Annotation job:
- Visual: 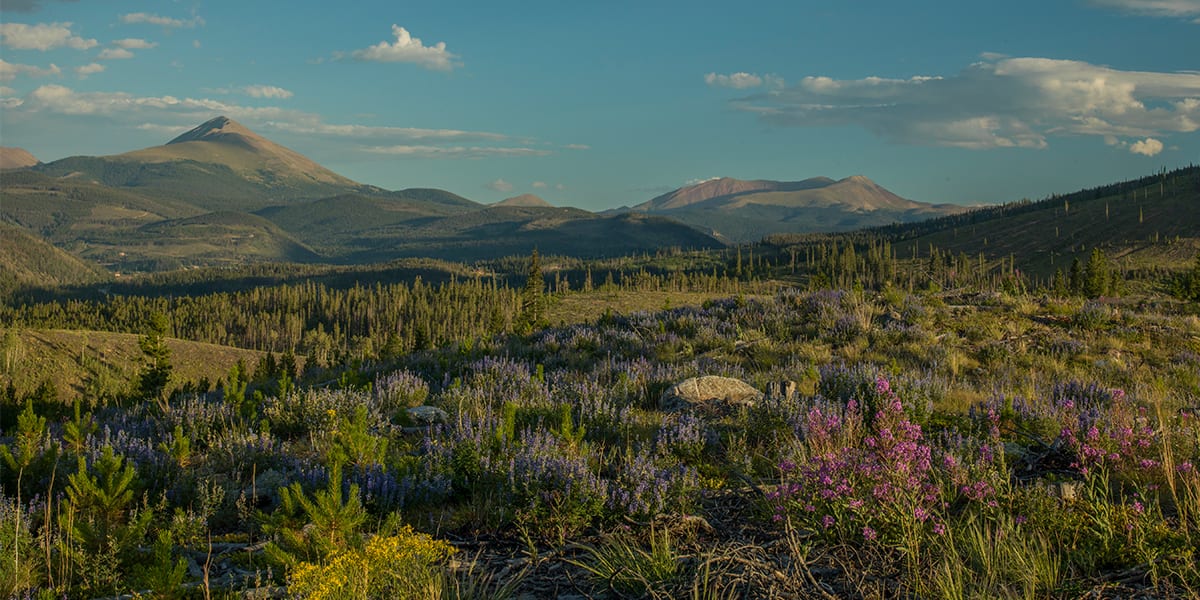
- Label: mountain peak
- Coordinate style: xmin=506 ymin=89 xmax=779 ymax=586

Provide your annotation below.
xmin=493 ymin=193 xmax=553 ymax=208
xmin=167 ymin=116 xmax=263 ymax=147
xmin=0 ymin=146 xmax=40 ymax=170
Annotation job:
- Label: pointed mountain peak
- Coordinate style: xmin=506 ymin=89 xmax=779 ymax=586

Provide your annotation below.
xmin=167 ymin=116 xmax=263 ymax=146
xmin=839 ymin=175 xmax=875 ymax=185
xmin=494 ymin=193 xmax=553 ymax=208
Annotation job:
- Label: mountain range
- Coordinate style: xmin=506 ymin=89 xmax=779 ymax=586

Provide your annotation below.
xmin=1 ymin=116 xmax=962 ymax=273
xmin=626 ymin=176 xmax=968 ymax=242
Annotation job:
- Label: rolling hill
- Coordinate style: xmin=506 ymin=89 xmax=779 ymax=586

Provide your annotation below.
xmin=0 ymin=147 xmax=39 ymax=170
xmin=0 ymin=222 xmax=109 ymax=296
xmin=884 ymin=167 xmax=1200 ymax=277
xmin=627 ymin=175 xmax=968 ymax=242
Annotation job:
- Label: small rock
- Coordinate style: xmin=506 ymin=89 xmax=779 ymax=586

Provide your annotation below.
xmin=406 ymin=405 xmax=449 ymax=425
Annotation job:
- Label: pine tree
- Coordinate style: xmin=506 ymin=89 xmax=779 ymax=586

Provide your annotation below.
xmin=1083 ymin=248 xmax=1110 ymax=298
xmin=137 ymin=312 xmax=173 ymax=411
xmin=519 ymin=248 xmax=545 ymax=330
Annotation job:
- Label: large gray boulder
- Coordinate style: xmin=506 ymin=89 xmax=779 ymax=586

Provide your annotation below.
xmin=660 ymin=376 xmax=762 ymax=414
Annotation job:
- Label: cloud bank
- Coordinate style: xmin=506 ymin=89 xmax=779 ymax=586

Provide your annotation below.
xmin=705 ymin=72 xmax=782 ymax=90
xmin=727 ymin=56 xmax=1200 ymax=151
xmin=119 ymin=13 xmax=205 ymax=29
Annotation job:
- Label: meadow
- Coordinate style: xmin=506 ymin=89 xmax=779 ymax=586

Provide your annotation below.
xmin=3 ymin=255 xmax=1200 ymax=599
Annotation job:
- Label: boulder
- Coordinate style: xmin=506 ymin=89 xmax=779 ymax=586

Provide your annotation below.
xmin=406 ymin=405 xmax=449 ymax=425
xmin=660 ymin=375 xmax=762 ymax=414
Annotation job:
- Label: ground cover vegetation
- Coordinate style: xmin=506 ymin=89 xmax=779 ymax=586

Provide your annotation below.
xmin=2 ymin=170 xmax=1200 ymax=598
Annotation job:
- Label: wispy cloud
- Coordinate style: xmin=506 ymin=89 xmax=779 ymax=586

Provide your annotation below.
xmin=113 ymin=38 xmax=156 ymax=49
xmin=0 ymin=58 xmax=60 ymax=81
xmin=563 ymin=143 xmax=590 ymax=150
xmin=485 ymin=179 xmax=515 ymax=192
xmin=0 ymin=22 xmax=96 ymax=50
xmin=342 ymin=24 xmax=459 ymax=71
xmin=1087 ymin=0 xmax=1200 ymax=21
xmin=726 ymin=55 xmax=1200 ymax=151
xmin=705 ymin=71 xmax=783 ymax=90
xmin=7 ymin=84 xmax=551 ymax=159
xmin=364 ymin=145 xmax=551 ymax=159
xmin=119 ymin=12 xmax=205 ymax=29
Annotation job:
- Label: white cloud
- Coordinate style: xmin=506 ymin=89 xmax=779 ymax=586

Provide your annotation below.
xmin=1129 ymin=137 xmax=1165 ymax=155
xmin=119 ymin=13 xmax=205 ymax=29
xmin=0 ymin=22 xmax=96 ymax=51
xmin=563 ymin=143 xmax=590 ymax=150
xmin=532 ymin=181 xmax=548 ymax=189
xmin=0 ymin=86 xmax=15 ymax=95
xmin=364 ymin=145 xmax=551 ymax=158
xmin=486 ymin=179 xmax=515 ymax=192
xmin=74 ymin=62 xmax=105 ymax=78
xmin=555 ymin=183 xmax=566 ymax=191
xmin=1088 ymin=0 xmax=1200 ymax=20
xmin=98 ymin=48 xmax=134 ymax=60
xmin=113 ymin=38 xmax=157 ymax=50
xmin=347 ymin=24 xmax=459 ymax=71
xmin=0 ymin=58 xmax=60 ymax=81
xmin=728 ymin=55 xmax=1200 ymax=150
xmin=243 ymin=84 xmax=293 ymax=99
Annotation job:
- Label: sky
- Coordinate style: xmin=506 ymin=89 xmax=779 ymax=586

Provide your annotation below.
xmin=1 ymin=0 xmax=1199 ymax=210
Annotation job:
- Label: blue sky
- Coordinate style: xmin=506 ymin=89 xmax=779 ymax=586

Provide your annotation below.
xmin=2 ymin=0 xmax=1198 ymax=210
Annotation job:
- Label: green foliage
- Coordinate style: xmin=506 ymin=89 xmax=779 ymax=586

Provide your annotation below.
xmin=62 ymin=399 xmax=97 ymax=457
xmin=329 ymin=405 xmax=388 ymax=470
xmin=570 ymin=528 xmax=681 ymax=597
xmin=0 ymin=400 xmax=48 ymax=481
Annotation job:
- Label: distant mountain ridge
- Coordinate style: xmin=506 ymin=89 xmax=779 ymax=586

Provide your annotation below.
xmin=494 ymin=193 xmax=553 ymax=208
xmin=627 ymin=175 xmax=968 ymax=242
xmin=1 ymin=117 xmax=723 ymax=271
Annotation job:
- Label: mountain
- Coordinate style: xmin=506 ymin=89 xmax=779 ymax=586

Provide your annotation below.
xmin=33 ymin=116 xmax=377 ymax=211
xmin=629 ymin=176 xmax=968 ymax=242
xmin=0 ymin=147 xmax=39 ymax=170
xmin=493 ymin=193 xmax=554 ymax=208
xmin=2 ymin=116 xmax=725 ymax=271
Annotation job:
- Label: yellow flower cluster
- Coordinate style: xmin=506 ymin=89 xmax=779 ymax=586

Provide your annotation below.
xmin=288 ymin=527 xmax=457 ymax=600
